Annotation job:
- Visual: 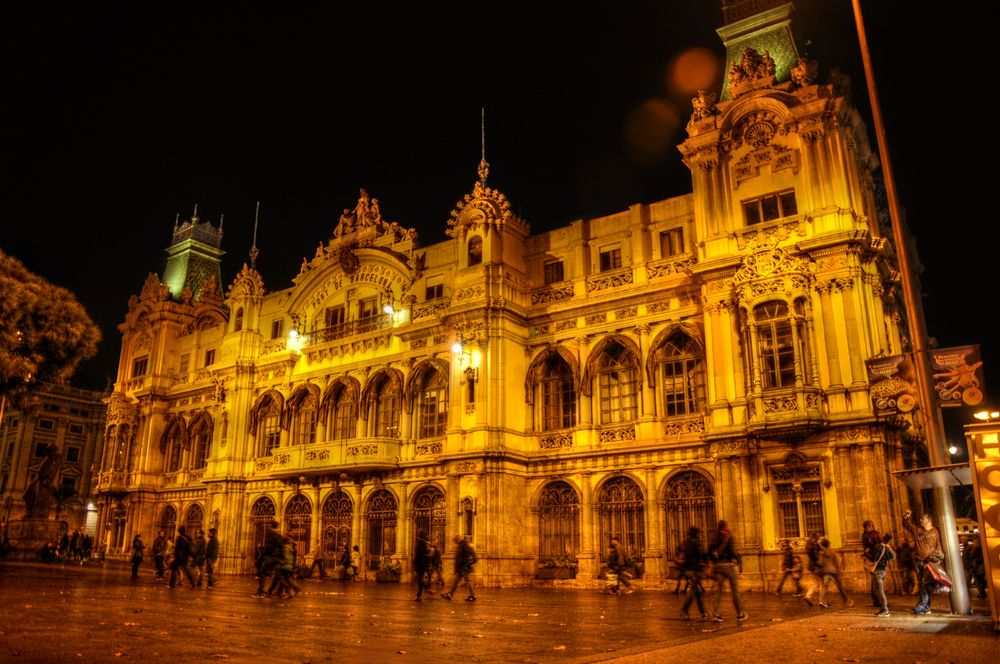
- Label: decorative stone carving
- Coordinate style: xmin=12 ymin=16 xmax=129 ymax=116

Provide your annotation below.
xmin=728 ymin=47 xmax=776 ymax=92
xmin=585 ymin=313 xmax=606 ymax=325
xmin=347 ymin=444 xmax=378 ymax=457
xmin=663 ymin=418 xmax=705 ymax=436
xmin=305 ymin=449 xmax=330 ymax=462
xmin=615 ymin=307 xmax=637 ymax=320
xmin=227 ymin=263 xmax=265 ymax=299
xmin=416 ymin=441 xmax=443 ymax=456
xmin=790 ymin=57 xmax=818 ymax=87
xmin=599 ymin=426 xmax=635 ymax=443
xmin=531 ymin=285 xmax=574 ymax=305
xmin=555 ymin=319 xmax=578 ymax=331
xmin=539 ymin=434 xmax=572 ymax=449
xmin=586 ymin=269 xmax=632 ymax=293
xmin=690 ymin=90 xmax=718 ymax=121
xmin=647 ymin=257 xmax=696 ymax=279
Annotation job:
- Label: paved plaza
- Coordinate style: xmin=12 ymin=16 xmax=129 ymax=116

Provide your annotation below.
xmin=0 ymin=561 xmax=994 ymax=663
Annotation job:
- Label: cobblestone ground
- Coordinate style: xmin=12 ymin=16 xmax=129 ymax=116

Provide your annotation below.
xmin=0 ymin=561 xmax=993 ymax=663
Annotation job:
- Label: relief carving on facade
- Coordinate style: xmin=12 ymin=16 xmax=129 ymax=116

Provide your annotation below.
xmin=585 ymin=313 xmax=606 ymax=325
xmin=790 ymin=57 xmax=818 ymax=87
xmin=227 ymin=263 xmax=265 ymax=299
xmin=727 ymin=47 xmax=776 ymax=93
xmin=305 ymin=449 xmax=330 ymax=462
xmin=690 ymin=89 xmax=719 ymax=123
xmin=539 ymin=434 xmax=572 ymax=450
xmin=664 ymin=418 xmax=706 ymax=436
xmin=734 ymin=219 xmax=805 ymax=250
xmin=555 ymin=319 xmax=578 ymax=331
xmin=530 ymin=285 xmax=574 ymax=305
xmin=599 ymin=426 xmax=636 ymax=443
xmin=415 ymin=441 xmax=443 ymax=456
xmin=586 ymin=269 xmax=633 ymax=293
xmin=646 ymin=256 xmax=696 ymax=279
xmin=347 ymin=444 xmax=378 ymax=457
xmin=615 ymin=307 xmax=637 ymax=320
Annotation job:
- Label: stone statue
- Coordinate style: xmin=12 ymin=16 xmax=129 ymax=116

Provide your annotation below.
xmin=23 ymin=443 xmax=62 ymax=519
xmin=790 ymin=57 xmax=818 ymax=87
xmin=691 ymin=90 xmax=718 ymax=121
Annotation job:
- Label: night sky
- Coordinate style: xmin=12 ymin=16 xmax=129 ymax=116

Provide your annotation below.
xmin=2 ymin=2 xmax=991 ymax=446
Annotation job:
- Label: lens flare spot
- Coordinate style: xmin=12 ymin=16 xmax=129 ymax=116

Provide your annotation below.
xmin=625 ymin=99 xmax=680 ymax=164
xmin=669 ymin=47 xmax=721 ymax=96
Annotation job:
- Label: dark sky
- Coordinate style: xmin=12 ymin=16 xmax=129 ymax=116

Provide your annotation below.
xmin=2 ymin=2 xmax=991 ymax=445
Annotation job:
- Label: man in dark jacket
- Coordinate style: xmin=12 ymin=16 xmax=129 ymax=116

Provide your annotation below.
xmin=607 ymin=536 xmax=634 ymax=593
xmin=679 ymin=526 xmax=708 ymax=620
xmin=255 ymin=520 xmax=283 ymax=596
xmin=413 ymin=531 xmax=432 ymax=601
xmin=902 ymin=509 xmax=944 ymax=615
xmin=708 ymin=520 xmax=746 ymax=621
xmin=152 ymin=530 xmax=168 ymax=579
xmin=441 ymin=534 xmax=477 ymax=601
xmin=191 ymin=528 xmax=207 ymax=587
xmin=775 ymin=539 xmax=803 ymax=595
xmin=169 ymin=525 xmax=197 ymax=589
xmin=863 ymin=522 xmax=892 ymax=616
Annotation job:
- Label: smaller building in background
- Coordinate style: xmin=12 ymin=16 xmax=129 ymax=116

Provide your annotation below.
xmin=1 ymin=384 xmax=109 ymax=537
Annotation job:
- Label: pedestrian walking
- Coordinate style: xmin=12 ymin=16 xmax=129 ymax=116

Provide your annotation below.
xmin=607 ymin=536 xmax=634 ymax=594
xmin=902 ymin=509 xmax=945 ymax=615
xmin=775 ymin=539 xmax=803 ymax=596
xmin=307 ymin=538 xmax=326 ymax=581
xmin=441 ymin=534 xmax=477 ymax=601
xmin=802 ymin=531 xmax=823 ymax=606
xmin=191 ymin=528 xmax=207 ymax=587
xmin=205 ymin=527 xmax=219 ymax=588
xmin=967 ymin=535 xmax=987 ymax=599
xmin=428 ymin=542 xmax=444 ymax=588
xmin=817 ymin=538 xmax=850 ymax=607
xmin=254 ymin=520 xmax=283 ymax=597
xmin=168 ymin=525 xmax=197 ymax=589
xmin=152 ymin=530 xmax=168 ymax=579
xmin=896 ymin=536 xmax=918 ymax=595
xmin=413 ymin=530 xmax=432 ymax=601
xmin=130 ymin=534 xmax=145 ymax=579
xmin=678 ymin=526 xmax=708 ymax=620
xmin=671 ymin=542 xmax=690 ymax=595
xmin=708 ymin=520 xmax=746 ymax=621
xmin=266 ymin=536 xmax=301 ymax=598
xmin=349 ymin=544 xmax=361 ymax=581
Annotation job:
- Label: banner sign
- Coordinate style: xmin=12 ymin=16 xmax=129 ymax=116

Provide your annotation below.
xmin=931 ymin=345 xmax=984 ymax=407
xmin=865 ymin=354 xmax=918 ymax=416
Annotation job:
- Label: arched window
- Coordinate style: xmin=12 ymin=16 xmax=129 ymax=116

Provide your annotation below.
xmin=541 ymin=355 xmax=576 ymax=431
xmin=418 ymin=371 xmax=448 ymax=439
xmin=328 ymin=383 xmax=358 ymax=441
xmin=249 ymin=496 xmax=276 ymax=552
xmin=537 ymin=481 xmax=580 ymax=564
xmin=159 ymin=504 xmax=178 ymax=540
xmin=290 ymin=389 xmax=318 ymax=446
xmin=184 ymin=503 xmax=204 ymax=535
xmin=321 ymin=490 xmax=353 ymax=567
xmin=366 ymin=489 xmax=397 ymax=569
xmin=656 ymin=334 xmax=706 ymax=417
xmin=164 ymin=423 xmax=184 ymax=473
xmin=468 ymin=235 xmax=483 ymax=266
xmin=285 ymin=494 xmax=312 ymax=559
xmin=596 ymin=342 xmax=639 ymax=424
xmin=255 ymin=398 xmax=282 ymax=456
xmin=189 ymin=415 xmax=212 ymax=470
xmin=411 ymin=486 xmax=446 ymax=554
xmin=597 ymin=476 xmax=645 ymax=564
xmin=111 ymin=504 xmax=128 ymax=551
xmin=113 ymin=424 xmax=132 ymax=472
xmin=373 ymin=375 xmax=401 ymax=438
xmin=234 ymin=307 xmax=244 ymax=332
xmin=663 ymin=471 xmax=717 ymax=560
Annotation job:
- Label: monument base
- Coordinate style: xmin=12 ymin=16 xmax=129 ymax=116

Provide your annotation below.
xmin=5 ymin=518 xmax=67 ymax=561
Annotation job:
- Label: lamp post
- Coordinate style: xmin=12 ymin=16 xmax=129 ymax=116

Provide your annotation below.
xmin=852 ymin=0 xmax=969 ymax=613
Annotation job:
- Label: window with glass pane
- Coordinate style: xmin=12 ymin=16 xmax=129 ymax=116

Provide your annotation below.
xmin=597 ymin=476 xmax=645 ymax=563
xmin=419 ymin=372 xmax=448 ymax=438
xmin=375 ymin=377 xmax=400 ymax=437
xmin=332 ymin=386 xmax=357 ymax=440
xmin=801 ymin=481 xmax=825 ymax=534
xmin=132 ymin=356 xmax=148 ymax=377
xmin=541 ymin=357 xmax=576 ymax=431
xmin=544 ymin=261 xmax=564 ymax=284
xmin=597 ymin=343 xmax=638 ymax=424
xmin=291 ymin=392 xmax=318 ymax=446
xmin=358 ymin=298 xmax=377 ymax=320
xmin=538 ymin=481 xmax=580 ymax=561
xmin=468 ymin=236 xmax=483 ymax=266
xmin=166 ymin=437 xmax=182 ymax=472
xmin=325 ymin=306 xmax=345 ymax=328
xmin=191 ymin=426 xmax=210 ymax=469
xmin=776 ymin=484 xmax=801 ymax=539
xmin=756 ymin=302 xmax=796 ymax=389
xmin=742 ymin=189 xmax=797 ymax=225
xmin=259 ymin=403 xmax=281 ymax=456
xmin=271 ymin=319 xmax=284 ymax=339
xmin=425 ymin=283 xmax=444 ymax=300
xmin=659 ymin=228 xmax=684 ymax=257
xmin=599 ymin=246 xmax=622 ymax=272
xmin=204 ymin=349 xmax=216 ymax=367
xmin=663 ymin=472 xmax=716 ymax=560
xmin=658 ymin=337 xmax=705 ymax=417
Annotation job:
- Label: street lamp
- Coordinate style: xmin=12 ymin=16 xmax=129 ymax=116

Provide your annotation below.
xmin=852 ymin=0 xmax=968 ymax=614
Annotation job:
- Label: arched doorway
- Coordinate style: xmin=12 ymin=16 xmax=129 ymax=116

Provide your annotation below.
xmin=537 ymin=480 xmax=580 ymax=565
xmin=321 ymin=490 xmax=353 ymax=568
xmin=663 ymin=471 xmax=717 ymax=560
xmin=249 ymin=496 xmax=276 ymax=560
xmin=366 ymin=489 xmax=397 ymax=570
xmin=597 ymin=476 xmax=645 ymax=566
xmin=184 ymin=503 xmax=204 ymax=536
xmin=285 ymin=494 xmax=312 ymax=559
xmin=411 ymin=485 xmax=446 ymax=554
xmin=158 ymin=504 xmax=177 ymax=540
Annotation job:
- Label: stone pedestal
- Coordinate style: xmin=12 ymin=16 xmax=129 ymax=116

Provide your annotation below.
xmin=5 ymin=518 xmax=67 ymax=561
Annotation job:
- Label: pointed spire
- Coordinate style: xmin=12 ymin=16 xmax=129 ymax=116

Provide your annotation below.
xmin=192 ymin=203 xmax=199 ymax=221
xmin=174 ymin=213 xmax=180 ymax=229
xmin=477 ymin=107 xmax=489 ymax=184
xmin=249 ymin=201 xmax=260 ymax=269
xmin=219 ymin=213 xmax=224 ymax=232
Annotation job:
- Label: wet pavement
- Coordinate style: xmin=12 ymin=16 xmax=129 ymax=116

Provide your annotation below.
xmin=0 ymin=561 xmax=994 ymax=663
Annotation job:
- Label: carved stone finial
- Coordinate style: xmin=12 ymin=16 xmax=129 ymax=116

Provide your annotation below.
xmin=790 ymin=57 xmax=818 ymax=88
xmin=690 ymin=90 xmax=719 ymax=122
xmin=728 ymin=47 xmax=777 ymax=93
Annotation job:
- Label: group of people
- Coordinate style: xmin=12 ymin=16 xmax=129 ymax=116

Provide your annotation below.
xmin=131 ymin=526 xmax=219 ymax=588
xmin=37 ymin=529 xmax=100 ymax=563
xmin=675 ymin=520 xmax=748 ymax=622
xmin=414 ymin=532 xmax=476 ymax=602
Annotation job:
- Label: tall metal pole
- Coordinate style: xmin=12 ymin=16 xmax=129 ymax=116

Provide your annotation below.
xmin=851 ymin=0 xmax=968 ymax=614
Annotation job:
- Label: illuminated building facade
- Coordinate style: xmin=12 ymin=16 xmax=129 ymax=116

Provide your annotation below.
xmin=96 ymin=2 xmax=920 ymax=587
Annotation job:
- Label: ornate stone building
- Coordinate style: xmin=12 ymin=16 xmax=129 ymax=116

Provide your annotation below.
xmin=1 ymin=383 xmax=109 ymax=536
xmin=95 ymin=2 xmax=920 ymax=588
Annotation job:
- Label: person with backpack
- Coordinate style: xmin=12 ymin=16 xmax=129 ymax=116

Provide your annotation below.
xmin=862 ymin=520 xmax=893 ymax=616
xmin=441 ymin=534 xmax=477 ymax=601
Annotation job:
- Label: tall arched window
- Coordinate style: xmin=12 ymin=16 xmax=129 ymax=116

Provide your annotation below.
xmin=537 ymin=481 xmax=580 ymax=564
xmin=164 ymin=423 xmax=184 ymax=473
xmin=103 ymin=425 xmax=116 ymax=471
xmin=373 ymin=375 xmax=401 ymax=438
xmin=285 ymin=494 xmax=312 ymax=558
xmin=184 ymin=503 xmax=204 ymax=535
xmin=418 ymin=371 xmax=448 ymax=439
xmin=366 ymin=489 xmax=397 ymax=569
xmin=411 ymin=485 xmax=446 ymax=554
xmin=159 ymin=504 xmax=178 ymax=540
xmin=234 ymin=307 xmax=244 ymax=332
xmin=597 ymin=342 xmax=639 ymax=424
xmin=468 ymin=236 xmax=483 ymax=266
xmin=329 ymin=383 xmax=358 ymax=441
xmin=663 ymin=471 xmax=717 ymax=560
xmin=189 ymin=415 xmax=212 ymax=470
xmin=290 ymin=389 xmax=318 ymax=446
xmin=321 ymin=490 xmax=353 ymax=566
xmin=755 ymin=301 xmax=796 ymax=389
xmin=597 ymin=476 xmax=645 ymax=564
xmin=255 ymin=397 xmax=282 ymax=456
xmin=541 ymin=355 xmax=576 ymax=431
xmin=656 ymin=334 xmax=706 ymax=417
